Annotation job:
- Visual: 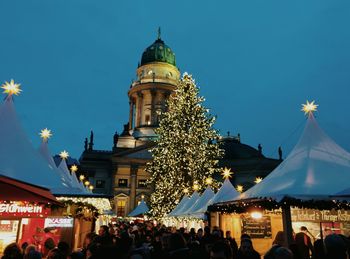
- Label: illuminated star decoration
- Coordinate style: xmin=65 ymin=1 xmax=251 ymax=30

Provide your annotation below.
xmin=302 ymin=100 xmax=318 ymax=115
xmin=79 ymin=175 xmax=85 ymax=181
xmin=59 ymin=150 xmax=69 ymax=160
xmin=183 ymin=188 xmax=189 ymax=194
xmin=70 ymin=165 xmax=78 ymax=173
xmin=1 ymin=79 xmax=22 ymax=96
xmin=254 ymin=177 xmax=263 ymax=184
xmin=237 ymin=185 xmax=244 ymax=193
xmin=205 ymin=177 xmax=213 ymax=185
xmin=39 ymin=128 xmax=52 ymax=142
xmin=221 ymin=167 xmax=233 ymax=179
xmin=84 ymin=181 xmax=90 ymax=186
xmin=89 ymin=185 xmax=94 ymax=191
xmin=193 ymin=182 xmax=199 ymax=191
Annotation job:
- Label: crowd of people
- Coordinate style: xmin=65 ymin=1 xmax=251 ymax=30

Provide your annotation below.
xmin=2 ymin=222 xmax=350 ymax=259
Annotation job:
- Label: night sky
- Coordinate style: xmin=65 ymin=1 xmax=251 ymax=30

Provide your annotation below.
xmin=1 ymin=0 xmax=350 ymax=160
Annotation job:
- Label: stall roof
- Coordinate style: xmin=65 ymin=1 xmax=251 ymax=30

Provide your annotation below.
xmin=240 ymin=113 xmax=350 ymax=201
xmin=172 ymin=191 xmax=200 ymax=217
xmin=168 ymin=195 xmax=190 ymax=217
xmin=128 ymin=200 xmax=149 ymax=217
xmin=211 ymin=179 xmax=240 ymax=204
xmin=0 ymin=174 xmax=60 ymax=205
xmin=0 ymin=95 xmax=83 ymax=195
xmin=187 ymin=187 xmax=215 ymax=216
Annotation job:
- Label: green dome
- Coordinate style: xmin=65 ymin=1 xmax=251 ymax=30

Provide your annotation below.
xmin=141 ymin=38 xmax=176 ymax=66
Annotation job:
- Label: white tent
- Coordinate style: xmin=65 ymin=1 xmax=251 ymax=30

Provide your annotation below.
xmin=211 ymin=178 xmax=240 ymax=204
xmin=38 ymin=141 xmax=72 ymax=188
xmin=172 ymin=191 xmax=200 ymax=217
xmin=187 ymin=187 xmax=215 ymax=217
xmin=128 ymin=200 xmax=149 ymax=217
xmin=168 ymin=195 xmax=190 ymax=216
xmin=240 ymin=113 xmax=350 ymax=201
xmin=0 ymin=95 xmax=81 ymax=194
xmin=57 ymin=158 xmax=88 ymax=193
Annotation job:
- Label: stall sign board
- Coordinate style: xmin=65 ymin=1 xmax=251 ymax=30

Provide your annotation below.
xmin=0 ymin=202 xmax=50 ymax=217
xmin=241 ymin=215 xmax=272 ymax=238
xmin=44 ymin=218 xmax=74 ymax=228
xmin=291 ymin=209 xmax=350 ymax=222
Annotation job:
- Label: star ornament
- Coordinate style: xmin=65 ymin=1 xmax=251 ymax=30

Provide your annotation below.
xmin=59 ymin=150 xmax=69 ymax=159
xmin=70 ymin=164 xmax=78 ymax=173
xmin=221 ymin=167 xmax=233 ymax=179
xmin=254 ymin=177 xmax=263 ymax=184
xmin=237 ymin=185 xmax=244 ymax=193
xmin=1 ymin=79 xmax=22 ymax=96
xmin=302 ymin=100 xmax=318 ymax=115
xmin=39 ymin=128 xmax=52 ymax=141
xmin=205 ymin=177 xmax=213 ymax=185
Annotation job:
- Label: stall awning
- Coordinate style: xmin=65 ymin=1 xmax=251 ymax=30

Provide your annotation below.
xmin=0 ymin=174 xmax=60 ymax=205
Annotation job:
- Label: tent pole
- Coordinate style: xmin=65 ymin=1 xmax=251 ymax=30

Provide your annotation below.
xmin=282 ymin=205 xmax=294 ymax=247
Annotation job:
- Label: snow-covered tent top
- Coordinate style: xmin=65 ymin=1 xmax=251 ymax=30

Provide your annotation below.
xmin=186 ymin=187 xmax=215 ymax=216
xmin=211 ymin=178 xmax=240 ymax=204
xmin=0 ymin=95 xmax=81 ymax=195
xmin=172 ymin=191 xmax=200 ymax=217
xmin=128 ymin=200 xmax=149 ymax=217
xmin=240 ymin=113 xmax=350 ymax=201
xmin=168 ymin=195 xmax=190 ymax=217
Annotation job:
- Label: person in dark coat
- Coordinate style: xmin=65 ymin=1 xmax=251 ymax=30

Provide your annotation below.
xmin=237 ymin=238 xmax=260 ymax=259
xmin=295 ymin=226 xmax=314 ymax=259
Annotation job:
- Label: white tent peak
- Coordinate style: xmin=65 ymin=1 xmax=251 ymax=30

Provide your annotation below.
xmin=187 ymin=186 xmax=215 ymax=215
xmin=211 ymin=178 xmax=240 ymax=204
xmin=128 ymin=200 xmax=149 ymax=217
xmin=168 ymin=195 xmax=190 ymax=217
xmin=172 ymin=191 xmax=200 ymax=217
xmin=241 ymin=113 xmax=350 ymax=200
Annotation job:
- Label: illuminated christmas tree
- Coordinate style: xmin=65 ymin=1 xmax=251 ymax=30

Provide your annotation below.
xmin=147 ymin=73 xmax=223 ymax=219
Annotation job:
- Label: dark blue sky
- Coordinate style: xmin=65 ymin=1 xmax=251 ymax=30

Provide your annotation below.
xmin=1 ymin=0 xmax=350 ymax=159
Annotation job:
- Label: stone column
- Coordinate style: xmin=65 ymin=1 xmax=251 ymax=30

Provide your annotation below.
xmin=150 ymin=89 xmax=157 ymax=125
xmin=136 ymin=92 xmax=143 ymax=127
xmin=128 ymin=98 xmax=134 ymax=130
xmin=129 ymin=165 xmax=138 ymax=212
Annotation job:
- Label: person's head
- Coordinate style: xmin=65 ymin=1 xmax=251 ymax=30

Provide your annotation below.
xmin=274 ymin=247 xmax=293 ymax=259
xmin=210 ymin=241 xmax=233 ymax=259
xmin=324 ymin=234 xmax=348 ymax=259
xmin=273 ymin=231 xmax=285 ymax=246
xmin=44 ymin=238 xmax=56 ymax=251
xmin=169 ymin=232 xmax=186 ymax=251
xmin=3 ymin=243 xmax=22 ymax=259
xmin=197 ymin=228 xmax=203 ymax=238
xmin=300 ymin=226 xmax=308 ymax=232
xmin=47 ymin=248 xmax=65 ymax=259
xmin=240 ymin=233 xmax=251 ymax=240
xmin=225 ymin=231 xmax=231 ymax=239
xmin=26 ymin=250 xmax=42 ymax=259
xmin=98 ymin=225 xmax=109 ymax=236
xmin=68 ymin=251 xmax=84 ymax=259
xmin=240 ymin=238 xmax=254 ymax=254
xmin=204 ymin=226 xmax=211 ymax=235
xmin=57 ymin=241 xmax=70 ymax=256
xmin=83 ymin=232 xmax=97 ymax=248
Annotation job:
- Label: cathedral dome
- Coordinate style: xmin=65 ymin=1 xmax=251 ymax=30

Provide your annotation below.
xmin=141 ymin=37 xmax=176 ymax=66
xmin=220 ymin=137 xmax=263 ymax=159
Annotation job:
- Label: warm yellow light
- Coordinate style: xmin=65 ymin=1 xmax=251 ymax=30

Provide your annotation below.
xmin=39 ymin=128 xmax=52 ymax=141
xmin=70 ymin=164 xmax=78 ymax=173
xmin=205 ymin=177 xmax=213 ymax=185
xmin=302 ymin=100 xmax=318 ymax=115
xmin=141 ymin=194 xmax=145 ymax=199
xmin=183 ymin=188 xmax=189 ymax=194
xmin=79 ymin=175 xmax=85 ymax=181
xmin=251 ymin=211 xmax=263 ymax=219
xmin=84 ymin=181 xmax=90 ymax=186
xmin=237 ymin=185 xmax=244 ymax=192
xmin=193 ymin=184 xmax=199 ymax=191
xmin=1 ymin=79 xmax=22 ymax=96
xmin=254 ymin=177 xmax=263 ymax=184
xmin=221 ymin=167 xmax=233 ymax=179
xmin=59 ymin=150 xmax=69 ymax=159
xmin=89 ymin=185 xmax=94 ymax=190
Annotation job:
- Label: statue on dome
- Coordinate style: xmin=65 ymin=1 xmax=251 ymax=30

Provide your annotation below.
xmin=278 ymin=146 xmax=283 ymax=160
xmin=84 ymin=138 xmax=88 ymax=151
xmin=88 ymin=131 xmax=94 ymax=151
xmin=113 ymin=131 xmax=119 ymax=148
xmin=258 ymin=144 xmax=262 ymax=155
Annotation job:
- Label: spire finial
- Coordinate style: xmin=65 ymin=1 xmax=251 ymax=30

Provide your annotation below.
xmin=157 ymin=27 xmax=161 ymax=40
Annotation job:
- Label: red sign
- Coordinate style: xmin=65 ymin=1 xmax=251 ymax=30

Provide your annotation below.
xmin=0 ymin=202 xmax=50 ymax=217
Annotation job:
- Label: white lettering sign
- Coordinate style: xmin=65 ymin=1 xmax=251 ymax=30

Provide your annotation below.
xmin=44 ymin=218 xmax=73 ymax=228
xmin=0 ymin=203 xmax=43 ymax=214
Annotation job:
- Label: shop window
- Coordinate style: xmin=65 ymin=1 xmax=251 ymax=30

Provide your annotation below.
xmin=117 ymin=200 xmax=126 ymax=217
xmin=138 ymin=179 xmax=147 ymax=188
xmin=118 ymin=179 xmax=128 ymax=187
xmin=96 ymin=180 xmax=105 ymax=189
